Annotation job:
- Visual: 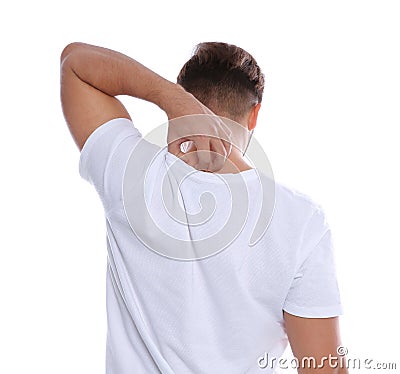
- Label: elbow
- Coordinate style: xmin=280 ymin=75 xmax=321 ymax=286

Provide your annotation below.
xmin=60 ymin=42 xmax=86 ymax=67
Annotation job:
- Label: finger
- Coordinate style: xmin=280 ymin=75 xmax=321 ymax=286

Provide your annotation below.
xmin=168 ymin=139 xmax=184 ymax=157
xmin=180 ymin=150 xmax=199 ymax=168
xmin=221 ymin=138 xmax=233 ymax=157
xmin=207 ymin=138 xmax=228 ymax=172
xmin=168 ymin=139 xmax=199 ymax=168
xmin=193 ymin=137 xmax=212 ymax=171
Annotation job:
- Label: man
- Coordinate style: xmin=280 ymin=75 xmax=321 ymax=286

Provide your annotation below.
xmin=61 ymin=42 xmax=347 ymax=373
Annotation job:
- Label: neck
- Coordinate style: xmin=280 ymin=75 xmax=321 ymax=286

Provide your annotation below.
xmin=214 ymin=148 xmax=253 ymax=174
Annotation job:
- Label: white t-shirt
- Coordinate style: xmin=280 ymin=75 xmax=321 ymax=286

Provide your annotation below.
xmin=79 ymin=117 xmax=343 ymax=374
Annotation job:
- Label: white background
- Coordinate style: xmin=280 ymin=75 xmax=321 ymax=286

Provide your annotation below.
xmin=1 ymin=0 xmax=399 ymax=373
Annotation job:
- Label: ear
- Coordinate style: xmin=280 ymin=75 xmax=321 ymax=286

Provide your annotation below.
xmin=247 ymin=103 xmax=261 ymax=131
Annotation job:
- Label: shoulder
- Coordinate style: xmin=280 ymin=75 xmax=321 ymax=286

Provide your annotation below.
xmin=267 ymin=180 xmax=328 ymax=247
xmin=274 ymin=181 xmax=323 ymax=218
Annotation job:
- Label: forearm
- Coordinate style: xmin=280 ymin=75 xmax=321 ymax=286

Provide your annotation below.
xmin=60 ymin=42 xmax=182 ymax=113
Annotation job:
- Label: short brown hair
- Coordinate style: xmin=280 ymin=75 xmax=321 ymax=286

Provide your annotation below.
xmin=177 ymin=42 xmax=264 ymax=121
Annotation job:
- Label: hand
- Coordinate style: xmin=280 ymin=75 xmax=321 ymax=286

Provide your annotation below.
xmin=162 ymin=85 xmax=233 ymax=172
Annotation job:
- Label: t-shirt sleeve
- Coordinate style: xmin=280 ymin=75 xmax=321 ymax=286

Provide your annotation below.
xmin=283 ymin=205 xmax=343 ymax=318
xmin=78 ymin=117 xmax=142 ymax=213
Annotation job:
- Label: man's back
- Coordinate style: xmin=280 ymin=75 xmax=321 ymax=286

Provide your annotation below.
xmin=79 ymin=118 xmax=342 ymax=373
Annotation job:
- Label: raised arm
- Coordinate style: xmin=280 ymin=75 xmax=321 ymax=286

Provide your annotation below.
xmin=283 ymin=311 xmax=348 ymax=374
xmin=60 ymin=42 xmax=230 ymax=172
xmin=60 ymin=42 xmax=203 ymax=149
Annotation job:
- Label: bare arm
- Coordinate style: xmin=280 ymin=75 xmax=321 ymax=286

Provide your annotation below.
xmin=284 ymin=311 xmax=348 ymax=374
xmin=60 ymin=42 xmax=228 ymax=171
